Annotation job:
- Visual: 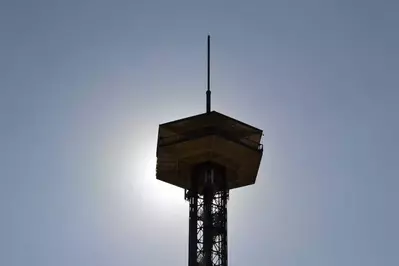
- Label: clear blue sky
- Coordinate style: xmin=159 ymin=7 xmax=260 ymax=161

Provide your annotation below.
xmin=1 ymin=1 xmax=398 ymax=265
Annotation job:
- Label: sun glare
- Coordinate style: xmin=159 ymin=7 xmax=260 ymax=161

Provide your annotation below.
xmin=148 ymin=156 xmax=183 ymax=203
xmin=126 ymin=137 xmax=185 ymax=220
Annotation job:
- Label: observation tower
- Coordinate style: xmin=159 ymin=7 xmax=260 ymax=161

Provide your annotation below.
xmin=156 ymin=36 xmax=263 ymax=266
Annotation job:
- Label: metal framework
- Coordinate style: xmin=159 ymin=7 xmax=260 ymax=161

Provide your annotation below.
xmin=184 ymin=36 xmax=229 ymax=266
xmin=155 ymin=35 xmax=263 ymax=266
xmin=185 ymin=163 xmax=229 ymax=266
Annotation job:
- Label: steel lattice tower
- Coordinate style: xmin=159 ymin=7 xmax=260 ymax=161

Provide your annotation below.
xmin=156 ymin=36 xmax=263 ymax=266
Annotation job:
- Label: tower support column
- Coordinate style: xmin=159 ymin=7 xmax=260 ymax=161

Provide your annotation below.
xmin=186 ymin=175 xmax=198 ymax=266
xmin=203 ymin=169 xmax=214 ymax=266
xmin=186 ymin=162 xmax=228 ymax=266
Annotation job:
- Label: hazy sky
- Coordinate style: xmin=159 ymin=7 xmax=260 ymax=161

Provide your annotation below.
xmin=1 ymin=1 xmax=398 ymax=266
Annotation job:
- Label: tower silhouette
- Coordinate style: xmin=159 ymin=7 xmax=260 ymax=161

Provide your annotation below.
xmin=156 ymin=36 xmax=263 ymax=266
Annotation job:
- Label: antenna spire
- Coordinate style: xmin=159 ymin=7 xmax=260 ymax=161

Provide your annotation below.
xmin=206 ymin=35 xmax=211 ymax=113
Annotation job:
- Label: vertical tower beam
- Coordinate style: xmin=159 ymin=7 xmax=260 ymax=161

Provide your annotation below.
xmin=186 ymin=163 xmax=228 ymax=266
xmin=203 ymin=169 xmax=214 ymax=266
xmin=215 ymin=180 xmax=228 ymax=266
xmin=186 ymin=175 xmax=198 ymax=266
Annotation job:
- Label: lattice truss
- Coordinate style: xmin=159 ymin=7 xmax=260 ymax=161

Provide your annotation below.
xmin=187 ymin=189 xmax=229 ymax=266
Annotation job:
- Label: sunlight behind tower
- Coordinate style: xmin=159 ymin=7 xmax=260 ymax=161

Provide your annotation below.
xmin=155 ymin=35 xmax=263 ymax=266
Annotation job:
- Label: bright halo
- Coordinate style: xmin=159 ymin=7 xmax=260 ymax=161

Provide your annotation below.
xmin=127 ymin=136 xmax=185 ymax=220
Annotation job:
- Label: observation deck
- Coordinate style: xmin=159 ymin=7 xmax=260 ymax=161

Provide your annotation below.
xmin=156 ymin=111 xmax=263 ymax=191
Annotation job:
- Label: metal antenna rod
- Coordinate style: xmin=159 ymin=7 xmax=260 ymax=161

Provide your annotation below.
xmin=206 ymin=35 xmax=211 ymax=113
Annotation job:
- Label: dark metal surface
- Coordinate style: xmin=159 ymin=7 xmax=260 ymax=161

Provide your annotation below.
xmin=186 ymin=162 xmax=228 ymax=266
xmin=158 ymin=111 xmax=263 ymax=135
xmin=187 ymin=183 xmax=198 ymax=266
xmin=158 ymin=126 xmax=263 ymax=152
xmin=156 ymin=35 xmax=263 ymax=266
